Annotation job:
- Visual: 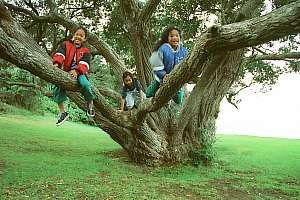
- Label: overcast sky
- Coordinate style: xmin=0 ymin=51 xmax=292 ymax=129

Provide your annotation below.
xmin=216 ymin=73 xmax=300 ymax=139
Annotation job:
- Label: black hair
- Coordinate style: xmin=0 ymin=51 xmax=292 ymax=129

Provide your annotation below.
xmin=76 ymin=26 xmax=88 ymax=38
xmin=122 ymin=71 xmax=134 ymax=88
xmin=153 ymin=26 xmax=182 ymax=51
xmin=122 ymin=71 xmax=134 ymax=80
xmin=65 ymin=26 xmax=89 ymax=42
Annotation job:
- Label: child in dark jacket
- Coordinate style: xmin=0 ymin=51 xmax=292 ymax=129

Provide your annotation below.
xmin=120 ymin=71 xmax=144 ymax=111
xmin=52 ymin=26 xmax=95 ymax=126
xmin=146 ymin=26 xmax=188 ymax=105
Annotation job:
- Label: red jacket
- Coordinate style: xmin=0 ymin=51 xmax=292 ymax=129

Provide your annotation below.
xmin=52 ymin=40 xmax=91 ymax=75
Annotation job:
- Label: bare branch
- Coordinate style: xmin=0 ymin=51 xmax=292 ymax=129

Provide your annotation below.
xmin=139 ymin=0 xmax=160 ymax=23
xmin=226 ymin=81 xmax=254 ymax=109
xmin=212 ymin=2 xmax=300 ymax=50
xmin=23 ymin=0 xmax=39 ymax=15
xmin=0 ymin=78 xmax=53 ymax=97
xmin=1 ymin=78 xmax=40 ymax=88
xmin=226 ymin=95 xmax=239 ymax=109
xmin=66 ymin=6 xmax=93 ymax=10
xmin=120 ymin=0 xmax=139 ymax=21
xmin=249 ymin=52 xmax=300 ymax=61
xmin=252 ymin=46 xmax=267 ymax=55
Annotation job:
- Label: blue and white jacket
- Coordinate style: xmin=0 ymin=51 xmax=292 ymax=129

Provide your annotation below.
xmin=149 ymin=43 xmax=188 ymax=83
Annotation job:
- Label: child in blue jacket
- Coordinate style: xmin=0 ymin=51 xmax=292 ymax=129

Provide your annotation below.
xmin=146 ymin=26 xmax=188 ymax=104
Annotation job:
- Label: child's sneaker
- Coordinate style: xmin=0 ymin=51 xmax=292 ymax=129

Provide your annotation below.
xmin=86 ymin=103 xmax=95 ymax=117
xmin=56 ymin=112 xmax=69 ymax=126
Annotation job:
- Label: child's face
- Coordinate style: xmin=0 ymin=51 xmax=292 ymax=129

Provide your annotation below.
xmin=124 ymin=76 xmax=133 ymax=87
xmin=168 ymin=29 xmax=180 ymax=49
xmin=73 ymin=29 xmax=86 ymax=46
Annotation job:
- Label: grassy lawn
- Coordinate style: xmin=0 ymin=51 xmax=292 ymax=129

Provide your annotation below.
xmin=0 ymin=109 xmax=299 ymax=199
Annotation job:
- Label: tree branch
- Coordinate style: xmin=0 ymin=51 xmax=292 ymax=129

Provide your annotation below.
xmin=23 ymin=0 xmax=39 ymax=16
xmin=120 ymin=0 xmax=139 ymax=21
xmin=4 ymin=2 xmax=36 ymax=17
xmin=234 ymin=0 xmax=264 ymax=22
xmin=177 ymin=51 xmax=229 ymax=130
xmin=0 ymin=78 xmax=53 ymax=97
xmin=252 ymin=46 xmax=267 ymax=55
xmin=226 ymin=81 xmax=253 ymax=109
xmin=139 ymin=0 xmax=160 ymax=23
xmin=120 ymin=0 xmax=154 ymax=88
xmin=46 ymin=0 xmax=58 ymax=13
xmin=249 ymin=52 xmax=300 ymax=61
xmin=0 ymin=79 xmax=40 ymax=88
xmin=0 ymin=76 xmax=120 ymax=100
xmin=4 ymin=2 xmax=126 ymax=78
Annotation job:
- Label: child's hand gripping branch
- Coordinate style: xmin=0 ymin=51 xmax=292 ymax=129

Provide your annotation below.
xmin=163 ymin=74 xmax=169 ymax=84
xmin=69 ymin=69 xmax=77 ymax=79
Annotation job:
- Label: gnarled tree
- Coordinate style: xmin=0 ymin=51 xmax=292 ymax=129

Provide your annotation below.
xmin=0 ymin=0 xmax=300 ymax=165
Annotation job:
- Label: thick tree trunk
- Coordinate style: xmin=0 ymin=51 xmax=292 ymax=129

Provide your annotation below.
xmin=128 ymin=23 xmax=153 ymax=88
xmin=121 ymin=1 xmax=155 ymax=88
xmin=124 ymin=107 xmax=188 ymax=165
xmin=118 ymin=50 xmax=244 ymax=166
xmin=181 ymin=50 xmax=245 ymax=164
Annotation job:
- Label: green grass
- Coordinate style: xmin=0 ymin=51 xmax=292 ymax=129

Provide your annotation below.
xmin=0 ymin=107 xmax=299 ymax=199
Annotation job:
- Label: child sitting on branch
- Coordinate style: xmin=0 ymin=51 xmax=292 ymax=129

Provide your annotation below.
xmin=52 ymin=26 xmax=95 ymax=126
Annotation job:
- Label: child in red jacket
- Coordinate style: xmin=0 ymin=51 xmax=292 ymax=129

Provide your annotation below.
xmin=52 ymin=26 xmax=95 ymax=126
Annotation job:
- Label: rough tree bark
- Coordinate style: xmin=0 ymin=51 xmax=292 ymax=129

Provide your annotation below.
xmin=120 ymin=0 xmax=160 ymax=88
xmin=0 ymin=0 xmax=300 ymax=165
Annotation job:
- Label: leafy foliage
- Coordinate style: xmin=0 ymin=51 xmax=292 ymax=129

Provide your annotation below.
xmin=0 ymin=63 xmax=43 ymax=113
xmin=89 ymin=56 xmax=119 ymax=108
xmin=247 ymin=61 xmax=282 ymax=86
xmin=273 ymin=0 xmax=298 ymax=8
xmin=288 ymin=60 xmax=300 ymax=72
xmin=0 ymin=60 xmax=91 ymax=122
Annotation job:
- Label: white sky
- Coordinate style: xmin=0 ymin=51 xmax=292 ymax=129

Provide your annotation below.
xmin=217 ymin=73 xmax=300 ymax=139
